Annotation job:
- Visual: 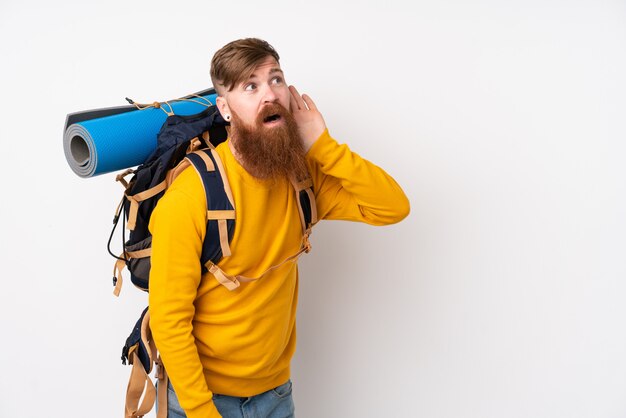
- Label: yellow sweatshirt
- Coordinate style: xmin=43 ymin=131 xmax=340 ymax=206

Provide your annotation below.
xmin=149 ymin=130 xmax=409 ymax=417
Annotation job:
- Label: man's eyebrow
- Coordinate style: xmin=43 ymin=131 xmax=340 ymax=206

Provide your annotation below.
xmin=247 ymin=67 xmax=284 ymax=80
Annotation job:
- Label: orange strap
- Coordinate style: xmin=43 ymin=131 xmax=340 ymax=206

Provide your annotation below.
xmin=217 ymin=219 xmax=231 ymax=258
xmin=202 ymin=131 xmax=216 ymax=150
xmin=116 ymin=169 xmax=135 ymax=190
xmin=166 ymin=159 xmax=192 ymax=187
xmin=112 ymin=248 xmax=150 ymax=297
xmin=194 ymin=150 xmax=216 ymax=172
xmin=205 ymin=262 xmax=241 ymax=291
xmin=155 ymin=357 xmax=168 ymax=418
xmin=290 ymin=177 xmax=318 ymax=230
xmin=203 ymin=172 xmax=316 ymax=291
xmin=124 ymin=351 xmax=156 ymax=418
xmin=186 ymin=137 xmax=202 ymax=154
xmin=124 ymin=311 xmax=163 ymax=417
xmin=210 ymin=148 xmax=235 ymax=208
xmin=206 ymin=228 xmax=312 ymax=291
xmin=292 ymin=178 xmax=313 ymax=192
xmin=205 ymin=210 xmax=236 ymax=259
xmin=113 ymin=255 xmax=126 ymax=297
xmin=141 ymin=311 xmax=157 ymax=366
xmin=206 ymin=210 xmax=235 ymax=220
xmin=194 ymin=148 xmax=236 ymax=260
xmin=126 ymin=248 xmax=151 ymax=259
xmin=126 ymin=180 xmax=167 ymax=231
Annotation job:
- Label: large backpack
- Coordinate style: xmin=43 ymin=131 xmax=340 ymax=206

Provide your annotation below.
xmin=108 ymin=98 xmax=317 ymax=418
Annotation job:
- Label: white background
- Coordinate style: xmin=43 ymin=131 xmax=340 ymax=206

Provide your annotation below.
xmin=1 ymin=1 xmax=625 ymax=417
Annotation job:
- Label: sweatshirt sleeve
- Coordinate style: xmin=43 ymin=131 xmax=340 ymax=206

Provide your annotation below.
xmin=148 ymin=169 xmax=222 ymax=418
xmin=306 ymin=129 xmax=410 ymax=225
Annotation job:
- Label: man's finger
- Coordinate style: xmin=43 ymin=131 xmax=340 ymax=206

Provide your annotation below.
xmin=302 ymin=94 xmax=317 ymax=111
xmin=289 ymin=88 xmax=300 ymax=111
xmin=289 ymin=85 xmax=307 ymax=110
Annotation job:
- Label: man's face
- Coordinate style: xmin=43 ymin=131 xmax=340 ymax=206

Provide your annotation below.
xmin=217 ymin=56 xmax=291 ymax=129
xmin=215 ymin=55 xmax=308 ymax=181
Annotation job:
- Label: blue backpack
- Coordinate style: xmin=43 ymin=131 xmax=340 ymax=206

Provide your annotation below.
xmin=108 ymin=100 xmax=317 ymax=418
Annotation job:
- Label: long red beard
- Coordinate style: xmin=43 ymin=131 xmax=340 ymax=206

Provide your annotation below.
xmin=229 ymin=103 xmax=308 ymax=181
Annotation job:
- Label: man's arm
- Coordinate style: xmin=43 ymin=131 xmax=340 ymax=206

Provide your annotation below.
xmin=290 ymin=85 xmax=410 ymax=224
xmin=149 ymin=169 xmax=222 ymax=418
xmin=306 ymin=129 xmax=410 ymax=224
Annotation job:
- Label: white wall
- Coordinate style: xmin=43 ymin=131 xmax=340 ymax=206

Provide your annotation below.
xmin=1 ymin=1 xmax=625 ymax=417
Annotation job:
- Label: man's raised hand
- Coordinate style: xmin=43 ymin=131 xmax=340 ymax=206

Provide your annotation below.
xmin=289 ymin=85 xmax=327 ymax=152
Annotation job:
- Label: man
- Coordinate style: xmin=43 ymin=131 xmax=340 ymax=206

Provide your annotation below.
xmin=149 ymin=38 xmax=410 ymax=418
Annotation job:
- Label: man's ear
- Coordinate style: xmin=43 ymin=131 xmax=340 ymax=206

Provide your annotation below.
xmin=216 ymin=96 xmax=231 ymax=121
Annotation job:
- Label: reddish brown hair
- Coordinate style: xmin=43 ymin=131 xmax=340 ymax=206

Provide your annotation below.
xmin=210 ymin=38 xmax=280 ymax=95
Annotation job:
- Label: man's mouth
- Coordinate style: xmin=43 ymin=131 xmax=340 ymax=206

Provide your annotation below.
xmin=263 ymin=114 xmax=282 ymax=125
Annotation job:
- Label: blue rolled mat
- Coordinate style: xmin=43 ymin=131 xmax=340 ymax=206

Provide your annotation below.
xmin=63 ymin=88 xmax=218 ymax=178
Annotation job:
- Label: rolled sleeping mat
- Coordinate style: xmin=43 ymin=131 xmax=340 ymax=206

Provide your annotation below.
xmin=63 ymin=88 xmax=219 ymax=178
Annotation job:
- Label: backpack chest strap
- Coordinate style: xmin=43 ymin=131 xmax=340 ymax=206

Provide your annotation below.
xmin=205 ymin=226 xmax=313 ymax=291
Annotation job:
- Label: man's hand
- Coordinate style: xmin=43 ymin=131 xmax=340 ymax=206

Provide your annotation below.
xmin=289 ymin=85 xmax=327 ymax=152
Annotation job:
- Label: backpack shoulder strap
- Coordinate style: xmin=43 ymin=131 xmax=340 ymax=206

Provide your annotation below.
xmin=290 ymin=177 xmax=317 ymax=232
xmin=185 ymin=148 xmax=236 ymax=265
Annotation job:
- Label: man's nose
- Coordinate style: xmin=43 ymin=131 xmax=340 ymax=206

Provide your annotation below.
xmin=261 ymin=85 xmax=278 ymax=104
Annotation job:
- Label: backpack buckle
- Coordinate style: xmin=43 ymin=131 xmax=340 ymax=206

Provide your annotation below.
xmin=154 ymin=358 xmax=164 ymax=380
xmin=303 ymin=229 xmax=312 ymax=253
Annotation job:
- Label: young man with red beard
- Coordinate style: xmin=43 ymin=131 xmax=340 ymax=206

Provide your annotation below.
xmin=148 ymin=38 xmax=410 ymax=418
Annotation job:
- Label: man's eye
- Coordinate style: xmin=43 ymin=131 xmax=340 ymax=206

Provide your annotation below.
xmin=244 ymin=83 xmax=256 ymax=91
xmin=271 ymin=77 xmax=283 ymax=85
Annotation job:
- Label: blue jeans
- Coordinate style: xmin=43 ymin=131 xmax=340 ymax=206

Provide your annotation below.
xmin=160 ymin=379 xmax=295 ymax=418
